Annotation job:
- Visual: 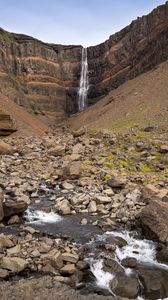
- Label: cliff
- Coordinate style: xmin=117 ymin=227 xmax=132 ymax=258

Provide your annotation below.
xmin=87 ymin=1 xmax=168 ymax=104
xmin=0 ymin=2 xmax=168 ymax=125
xmin=0 ymin=29 xmax=82 ymax=124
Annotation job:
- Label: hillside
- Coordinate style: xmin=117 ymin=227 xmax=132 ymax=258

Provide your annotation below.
xmin=0 ymin=94 xmax=50 ymax=136
xmin=68 ymin=60 xmax=168 ymax=132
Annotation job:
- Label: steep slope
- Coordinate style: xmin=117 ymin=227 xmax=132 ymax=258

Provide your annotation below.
xmin=0 ymin=94 xmax=50 ymax=136
xmin=68 ymin=60 xmax=168 ymax=132
xmin=87 ymin=1 xmax=168 ymax=105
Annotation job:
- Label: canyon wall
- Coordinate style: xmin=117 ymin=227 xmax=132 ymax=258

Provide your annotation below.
xmin=0 ymin=29 xmax=82 ymax=124
xmin=0 ymin=2 xmax=168 ymax=124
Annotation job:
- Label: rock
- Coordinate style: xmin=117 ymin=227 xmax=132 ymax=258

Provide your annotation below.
xmin=111 ymin=273 xmax=140 ymax=299
xmin=0 ymin=140 xmax=14 ymax=155
xmin=76 ymin=261 xmax=89 ymax=270
xmin=103 ymin=258 xmax=123 ymax=274
xmin=81 ymin=218 xmax=88 ymax=225
xmin=107 ymin=176 xmax=126 ymax=189
xmin=156 ymin=247 xmax=168 ymax=264
xmin=42 ymin=250 xmax=63 ymax=270
xmin=0 ymin=234 xmax=14 ymax=249
xmin=3 ymin=200 xmax=28 ymax=218
xmin=137 ymin=264 xmax=168 ymax=299
xmin=8 ymin=215 xmax=21 ymax=225
xmin=139 ymin=200 xmax=168 ymax=242
xmin=159 ymin=145 xmax=168 ymax=153
xmin=63 ymin=162 xmax=82 ymax=179
xmin=48 ymin=145 xmax=65 ymax=156
xmin=55 ymin=199 xmax=71 ymax=215
xmin=62 ymin=253 xmax=79 ymax=264
xmin=96 ymin=195 xmax=112 ymax=203
xmin=7 ymin=245 xmax=21 ymax=256
xmin=0 ymin=188 xmax=4 ymax=221
xmin=88 ymin=200 xmax=97 ymax=213
xmin=121 ymin=257 xmax=137 ymax=268
xmin=141 ymin=184 xmax=168 ymax=203
xmin=0 ymin=257 xmax=28 ymax=273
xmin=0 ymin=268 xmax=9 ymax=278
xmin=60 ymin=264 xmax=76 ymax=275
xmin=61 ymin=182 xmax=74 ymax=190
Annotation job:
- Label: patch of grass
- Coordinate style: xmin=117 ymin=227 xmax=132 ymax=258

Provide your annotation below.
xmin=139 ymin=163 xmax=155 ymax=173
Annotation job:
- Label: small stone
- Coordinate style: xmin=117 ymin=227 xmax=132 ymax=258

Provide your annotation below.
xmin=62 ymin=252 xmax=79 ymax=264
xmin=81 ymin=218 xmax=88 ymax=225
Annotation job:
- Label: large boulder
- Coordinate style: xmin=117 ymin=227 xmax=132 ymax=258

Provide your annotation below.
xmin=0 ymin=188 xmax=4 ymax=221
xmin=3 ymin=200 xmax=28 ymax=218
xmin=0 ymin=140 xmax=14 ymax=155
xmin=138 ymin=200 xmax=168 ymax=243
xmin=110 ymin=272 xmax=140 ymax=299
xmin=137 ymin=264 xmax=168 ymax=299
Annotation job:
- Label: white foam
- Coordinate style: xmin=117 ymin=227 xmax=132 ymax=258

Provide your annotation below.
xmin=90 ymin=259 xmax=114 ymax=291
xmin=106 ymin=231 xmax=168 ymax=270
xmin=25 ymin=209 xmax=62 ymax=224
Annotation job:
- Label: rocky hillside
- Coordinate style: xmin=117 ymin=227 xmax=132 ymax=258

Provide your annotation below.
xmin=0 ymin=2 xmax=168 ymax=125
xmin=69 ymin=60 xmax=168 ymax=132
xmin=0 ymin=94 xmax=50 ymax=136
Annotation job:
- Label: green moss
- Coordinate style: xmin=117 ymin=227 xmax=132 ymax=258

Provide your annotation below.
xmin=139 ymin=163 xmax=154 ymax=173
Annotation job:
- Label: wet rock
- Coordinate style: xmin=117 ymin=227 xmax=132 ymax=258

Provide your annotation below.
xmin=137 ymin=264 xmax=168 ymax=299
xmin=0 ymin=257 xmax=28 ymax=273
xmin=111 ymin=273 xmax=140 ymax=299
xmin=81 ymin=218 xmax=88 ymax=225
xmin=3 ymin=200 xmax=28 ymax=218
xmin=103 ymin=258 xmax=123 ymax=274
xmin=156 ymin=246 xmax=168 ymax=264
xmin=107 ymin=175 xmax=126 ymax=189
xmin=121 ymin=257 xmax=137 ymax=268
xmin=139 ymin=200 xmax=168 ymax=242
xmin=76 ymin=261 xmax=89 ymax=271
xmin=0 ymin=188 xmax=4 ymax=221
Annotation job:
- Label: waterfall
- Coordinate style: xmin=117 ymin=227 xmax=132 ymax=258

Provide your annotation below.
xmin=78 ymin=47 xmax=89 ymax=111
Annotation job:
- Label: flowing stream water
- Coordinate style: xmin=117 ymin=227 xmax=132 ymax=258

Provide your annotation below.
xmin=25 ymin=208 xmax=168 ymax=300
xmin=78 ymin=47 xmax=89 ymax=111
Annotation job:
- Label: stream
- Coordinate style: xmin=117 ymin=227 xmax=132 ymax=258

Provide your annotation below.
xmin=24 ymin=207 xmax=168 ymax=300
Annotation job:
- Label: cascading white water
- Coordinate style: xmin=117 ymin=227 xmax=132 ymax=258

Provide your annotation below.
xmin=78 ymin=47 xmax=89 ymax=111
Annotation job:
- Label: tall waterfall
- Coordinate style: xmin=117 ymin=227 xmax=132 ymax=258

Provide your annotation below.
xmin=78 ymin=47 xmax=89 ymax=111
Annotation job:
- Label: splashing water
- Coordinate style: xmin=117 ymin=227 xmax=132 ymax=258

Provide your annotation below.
xmin=78 ymin=47 xmax=89 ymax=111
xmin=25 ymin=209 xmax=62 ymax=224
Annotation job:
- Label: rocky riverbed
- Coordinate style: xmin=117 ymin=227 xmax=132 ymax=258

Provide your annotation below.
xmin=0 ymin=127 xmax=168 ymax=299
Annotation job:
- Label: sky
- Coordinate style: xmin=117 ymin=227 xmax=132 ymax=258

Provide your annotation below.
xmin=0 ymin=0 xmax=166 ymax=46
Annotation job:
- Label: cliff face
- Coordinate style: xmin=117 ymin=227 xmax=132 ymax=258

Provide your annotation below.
xmin=0 ymin=30 xmax=82 ymax=124
xmin=0 ymin=2 xmax=168 ymax=124
xmin=87 ymin=1 xmax=168 ymax=104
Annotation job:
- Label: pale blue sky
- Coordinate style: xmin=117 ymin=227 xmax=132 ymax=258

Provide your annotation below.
xmin=0 ymin=0 xmax=166 ymax=46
